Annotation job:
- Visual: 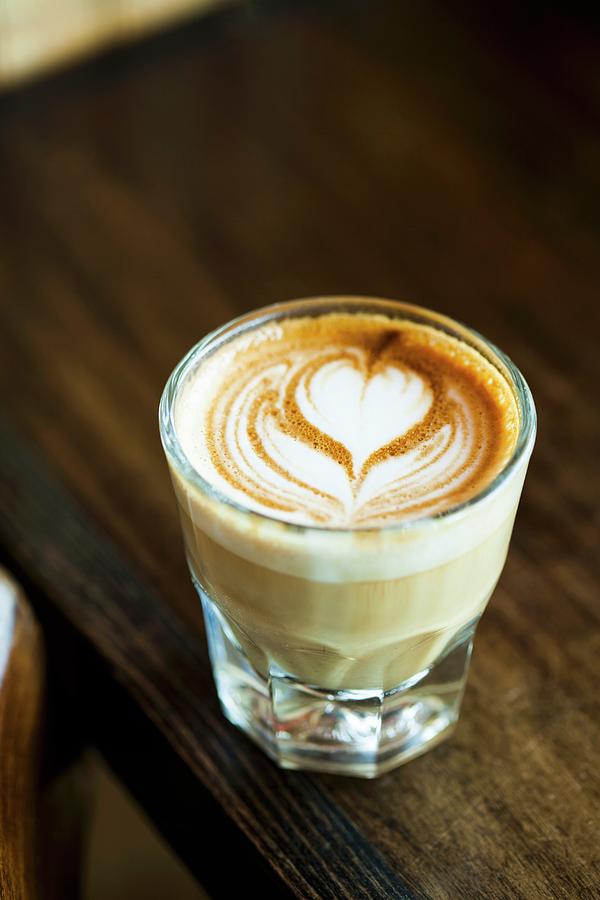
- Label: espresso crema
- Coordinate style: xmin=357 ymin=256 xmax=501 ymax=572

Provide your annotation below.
xmin=175 ymin=313 xmax=519 ymax=528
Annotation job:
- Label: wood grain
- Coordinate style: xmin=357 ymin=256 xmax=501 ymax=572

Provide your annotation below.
xmin=0 ymin=573 xmax=43 ymax=900
xmin=0 ymin=1 xmax=599 ymax=897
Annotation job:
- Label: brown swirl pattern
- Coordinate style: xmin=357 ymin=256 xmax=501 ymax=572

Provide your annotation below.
xmin=178 ymin=314 xmax=519 ymax=526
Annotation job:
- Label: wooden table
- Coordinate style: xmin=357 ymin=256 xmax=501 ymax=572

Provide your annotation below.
xmin=1 ymin=2 xmax=599 ymax=897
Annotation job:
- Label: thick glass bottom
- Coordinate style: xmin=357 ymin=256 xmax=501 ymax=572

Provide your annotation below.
xmin=196 ymin=582 xmax=477 ymax=778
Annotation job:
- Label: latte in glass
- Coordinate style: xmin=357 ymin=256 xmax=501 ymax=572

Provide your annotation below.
xmin=160 ymin=298 xmax=535 ymax=777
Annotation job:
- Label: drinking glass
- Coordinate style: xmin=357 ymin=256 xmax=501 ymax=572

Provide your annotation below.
xmin=159 ymin=297 xmax=536 ymax=777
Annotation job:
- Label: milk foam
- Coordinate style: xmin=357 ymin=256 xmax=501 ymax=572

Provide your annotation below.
xmin=175 ymin=314 xmax=519 ymax=527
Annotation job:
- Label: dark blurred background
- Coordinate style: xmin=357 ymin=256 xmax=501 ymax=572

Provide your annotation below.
xmin=1 ymin=1 xmax=598 ymax=896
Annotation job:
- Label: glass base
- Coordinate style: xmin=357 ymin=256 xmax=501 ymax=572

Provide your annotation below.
xmin=196 ymin=583 xmax=476 ymax=778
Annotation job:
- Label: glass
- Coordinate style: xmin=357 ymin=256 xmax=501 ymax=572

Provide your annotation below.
xmin=159 ymin=297 xmax=536 ymax=778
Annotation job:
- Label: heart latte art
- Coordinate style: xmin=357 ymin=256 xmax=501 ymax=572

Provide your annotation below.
xmin=176 ymin=314 xmax=519 ymax=526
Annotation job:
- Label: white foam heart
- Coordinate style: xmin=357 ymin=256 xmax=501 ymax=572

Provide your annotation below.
xmin=296 ymin=357 xmax=433 ymax=476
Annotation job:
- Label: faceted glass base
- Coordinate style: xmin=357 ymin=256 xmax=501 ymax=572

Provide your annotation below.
xmin=197 ymin=583 xmax=477 ymax=778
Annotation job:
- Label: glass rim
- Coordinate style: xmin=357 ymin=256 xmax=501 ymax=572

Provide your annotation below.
xmin=159 ymin=296 xmax=537 ymax=535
